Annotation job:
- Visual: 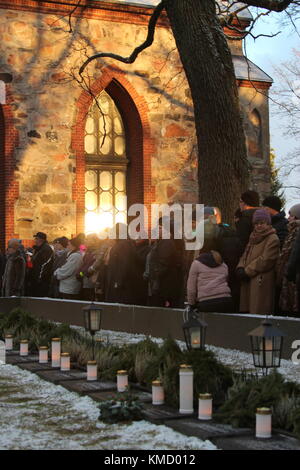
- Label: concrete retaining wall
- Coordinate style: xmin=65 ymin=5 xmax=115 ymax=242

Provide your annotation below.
xmin=1 ymin=297 xmax=300 ymax=361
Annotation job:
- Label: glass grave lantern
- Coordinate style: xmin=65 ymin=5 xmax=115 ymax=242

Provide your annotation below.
xmin=82 ymin=303 xmax=102 ymax=359
xmin=183 ymin=314 xmax=207 ymax=351
xmin=248 ymin=319 xmax=286 ymax=375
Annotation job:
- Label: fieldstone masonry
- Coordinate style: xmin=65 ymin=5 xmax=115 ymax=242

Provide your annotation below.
xmin=0 ymin=0 xmax=272 ymax=246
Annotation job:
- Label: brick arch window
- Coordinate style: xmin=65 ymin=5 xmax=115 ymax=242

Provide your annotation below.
xmin=73 ymin=70 xmax=155 ymax=235
xmin=246 ymin=108 xmax=263 ymax=159
xmin=84 ymin=90 xmax=127 ymax=233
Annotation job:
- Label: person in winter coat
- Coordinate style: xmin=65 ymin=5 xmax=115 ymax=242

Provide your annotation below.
xmin=2 ymin=239 xmax=26 ymax=297
xmin=203 ymin=207 xmax=242 ymax=312
xmin=54 ymin=238 xmax=83 ymax=300
xmin=276 ymin=204 xmax=300 ymax=316
xmin=48 ymin=237 xmax=69 ymax=298
xmin=236 ymin=190 xmax=260 ymax=253
xmin=187 ymin=250 xmax=233 ymax=312
xmin=262 ymin=195 xmax=288 ymax=249
xmin=145 ymin=218 xmax=184 ymax=308
xmin=286 ymin=222 xmax=300 ymax=317
xmin=105 ymin=224 xmax=141 ymax=305
xmin=76 ymin=233 xmax=100 ymax=301
xmin=237 ymin=209 xmax=280 ymax=315
xmin=30 ymin=232 xmax=54 ymax=297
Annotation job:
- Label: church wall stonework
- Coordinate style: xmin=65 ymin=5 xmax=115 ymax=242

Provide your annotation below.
xmin=0 ymin=1 xmax=271 ymax=245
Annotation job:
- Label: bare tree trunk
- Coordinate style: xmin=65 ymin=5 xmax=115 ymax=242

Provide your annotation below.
xmin=165 ymin=0 xmax=249 ymax=222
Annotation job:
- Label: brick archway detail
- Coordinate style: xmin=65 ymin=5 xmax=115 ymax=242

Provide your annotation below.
xmin=71 ymin=66 xmax=155 ymax=234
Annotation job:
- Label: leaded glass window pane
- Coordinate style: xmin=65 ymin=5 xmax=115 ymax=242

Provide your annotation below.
xmin=84 ymin=91 xmax=128 ymax=233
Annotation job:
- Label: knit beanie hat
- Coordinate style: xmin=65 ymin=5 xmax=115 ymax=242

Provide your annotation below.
xmin=262 ymin=196 xmax=282 ymax=212
xmin=241 ymin=190 xmax=260 ymax=207
xmin=253 ymin=209 xmax=271 ymax=225
xmin=289 ymin=204 xmax=300 ymax=220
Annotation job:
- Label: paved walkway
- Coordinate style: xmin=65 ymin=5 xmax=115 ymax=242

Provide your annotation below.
xmin=5 ymin=351 xmax=300 ymax=450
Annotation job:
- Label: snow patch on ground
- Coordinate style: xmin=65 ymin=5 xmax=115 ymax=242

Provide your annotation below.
xmin=0 ymin=363 xmax=216 ymax=450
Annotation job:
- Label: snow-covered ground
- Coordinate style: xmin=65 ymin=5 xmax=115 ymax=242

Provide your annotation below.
xmin=1 ymin=324 xmax=299 ymax=450
xmin=0 ymin=363 xmax=216 ymax=451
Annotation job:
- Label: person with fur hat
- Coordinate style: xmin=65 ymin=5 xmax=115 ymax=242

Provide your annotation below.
xmin=236 ymin=190 xmax=260 ymax=253
xmin=2 ymin=239 xmax=26 ymax=297
xmin=54 ymin=237 xmax=83 ymax=299
xmin=276 ymin=204 xmax=300 ymax=316
xmin=237 ymin=209 xmax=280 ymax=315
xmin=262 ymin=195 xmax=288 ymax=248
xmin=187 ymin=249 xmax=233 ymax=312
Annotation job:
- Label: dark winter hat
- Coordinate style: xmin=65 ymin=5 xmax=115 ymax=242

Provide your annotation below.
xmin=56 ymin=236 xmax=69 ymax=248
xmin=69 ymin=237 xmax=81 ymax=250
xmin=262 ymin=196 xmax=282 ymax=213
xmin=240 ymin=190 xmax=260 ymax=207
xmin=253 ymin=209 xmax=271 ymax=225
xmin=33 ymin=232 xmax=47 ymax=240
xmin=289 ymin=204 xmax=300 ymax=220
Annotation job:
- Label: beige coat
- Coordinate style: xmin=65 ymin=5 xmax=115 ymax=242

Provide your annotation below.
xmin=237 ymin=232 xmax=280 ymax=315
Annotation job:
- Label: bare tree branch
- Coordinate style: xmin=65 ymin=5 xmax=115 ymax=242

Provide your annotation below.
xmin=242 ymin=0 xmax=293 ymax=12
xmin=79 ymin=1 xmax=165 ymax=76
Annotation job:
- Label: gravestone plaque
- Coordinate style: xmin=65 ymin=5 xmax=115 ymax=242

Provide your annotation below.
xmin=6 ymin=354 xmax=39 ymax=365
xmin=61 ymin=380 xmax=116 ymax=395
xmin=35 ymin=369 xmax=87 ymax=385
xmin=142 ymin=403 xmax=194 ymax=423
xmin=88 ymin=389 xmax=152 ymax=403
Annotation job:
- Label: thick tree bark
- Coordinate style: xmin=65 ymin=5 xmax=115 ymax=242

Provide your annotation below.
xmin=164 ymin=0 xmax=249 ymax=223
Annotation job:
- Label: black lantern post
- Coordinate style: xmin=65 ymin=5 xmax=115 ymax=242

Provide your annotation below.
xmin=82 ymin=303 xmax=102 ymax=360
xmin=248 ymin=319 xmax=286 ymax=375
xmin=183 ymin=313 xmax=207 ymax=351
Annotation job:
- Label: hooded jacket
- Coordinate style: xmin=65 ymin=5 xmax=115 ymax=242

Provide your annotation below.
xmin=187 ymin=252 xmax=231 ymax=305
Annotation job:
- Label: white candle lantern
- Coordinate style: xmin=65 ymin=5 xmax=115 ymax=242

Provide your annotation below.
xmin=117 ymin=370 xmax=128 ymax=392
xmin=179 ymin=364 xmax=194 ymax=414
xmin=198 ymin=393 xmax=213 ymax=420
xmin=39 ymin=346 xmax=48 ymax=363
xmin=5 ymin=335 xmax=13 ymax=351
xmin=87 ymin=361 xmax=97 ymax=381
xmin=152 ymin=380 xmax=165 ymax=405
xmin=51 ymin=338 xmax=61 ymax=367
xmin=20 ymin=340 xmax=28 ymax=356
xmin=256 ymin=407 xmax=272 ymax=438
xmin=60 ymin=353 xmax=70 ymax=371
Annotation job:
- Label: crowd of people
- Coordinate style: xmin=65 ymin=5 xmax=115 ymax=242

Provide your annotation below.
xmin=0 ymin=190 xmax=299 ymax=317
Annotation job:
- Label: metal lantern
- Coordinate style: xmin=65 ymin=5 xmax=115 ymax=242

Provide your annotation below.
xmin=82 ymin=303 xmax=102 ymax=360
xmin=183 ymin=314 xmax=207 ymax=351
xmin=83 ymin=303 xmax=102 ymax=335
xmin=248 ymin=320 xmax=286 ymax=375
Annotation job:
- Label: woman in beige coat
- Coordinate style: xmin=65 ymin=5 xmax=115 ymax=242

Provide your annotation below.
xmin=236 ymin=209 xmax=280 ymax=315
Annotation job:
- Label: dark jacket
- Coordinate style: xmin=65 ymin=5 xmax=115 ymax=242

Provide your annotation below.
xmin=2 ymin=250 xmax=26 ymax=297
xmin=48 ymin=249 xmax=68 ymax=298
xmin=30 ymin=242 xmax=54 ymax=296
xmin=146 ymin=238 xmax=184 ymax=307
xmin=236 ymin=208 xmax=259 ymax=254
xmin=105 ymin=239 xmax=140 ymax=305
xmin=271 ymin=211 xmax=289 ymax=249
xmin=287 ymin=228 xmax=300 ymax=283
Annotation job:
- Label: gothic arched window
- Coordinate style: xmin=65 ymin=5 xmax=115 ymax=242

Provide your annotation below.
xmin=84 ymin=91 xmax=128 ymax=233
xmin=246 ymin=108 xmax=263 ymax=159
